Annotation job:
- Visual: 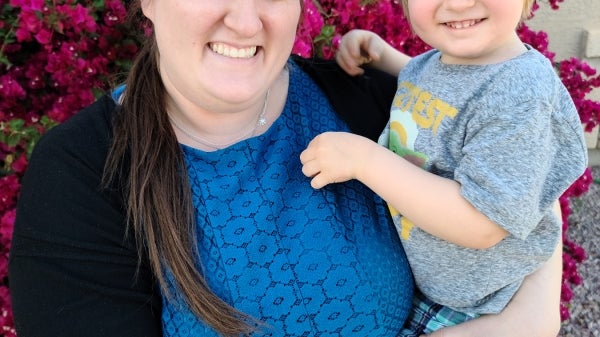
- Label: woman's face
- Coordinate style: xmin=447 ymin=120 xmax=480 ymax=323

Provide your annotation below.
xmin=141 ymin=0 xmax=301 ymax=111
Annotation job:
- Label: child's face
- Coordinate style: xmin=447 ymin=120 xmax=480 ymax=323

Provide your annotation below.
xmin=407 ymin=0 xmax=525 ymax=65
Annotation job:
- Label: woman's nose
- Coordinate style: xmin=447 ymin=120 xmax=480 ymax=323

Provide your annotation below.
xmin=224 ymin=0 xmax=263 ymax=37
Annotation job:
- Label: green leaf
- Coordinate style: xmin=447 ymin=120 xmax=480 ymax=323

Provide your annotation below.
xmin=321 ymin=25 xmax=335 ymax=38
xmin=26 ymin=138 xmax=38 ymax=156
xmin=92 ymin=0 xmax=106 ymax=10
xmin=0 ymin=54 xmax=12 ymax=67
xmin=8 ymin=119 xmax=25 ymax=130
xmin=40 ymin=115 xmax=58 ymax=129
xmin=314 ymin=26 xmax=335 ymax=44
xmin=5 ymin=133 xmax=22 ymax=147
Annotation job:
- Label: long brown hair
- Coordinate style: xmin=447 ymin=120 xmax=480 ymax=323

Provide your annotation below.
xmin=103 ymin=1 xmax=257 ymax=335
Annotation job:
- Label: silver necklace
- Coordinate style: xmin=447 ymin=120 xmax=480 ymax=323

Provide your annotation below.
xmin=170 ymin=89 xmax=269 ymax=149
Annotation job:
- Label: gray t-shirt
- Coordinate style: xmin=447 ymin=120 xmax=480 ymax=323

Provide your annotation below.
xmin=379 ymin=46 xmax=588 ymax=314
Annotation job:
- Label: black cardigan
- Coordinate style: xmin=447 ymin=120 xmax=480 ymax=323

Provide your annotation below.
xmin=8 ymin=56 xmax=396 ymax=337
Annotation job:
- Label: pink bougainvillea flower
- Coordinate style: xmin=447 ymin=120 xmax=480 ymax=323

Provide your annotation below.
xmin=10 ymin=153 xmax=28 ymax=174
xmin=34 ymin=28 xmax=52 ymax=44
xmin=0 ymin=75 xmax=27 ymax=100
xmin=0 ymin=208 xmax=16 ymax=250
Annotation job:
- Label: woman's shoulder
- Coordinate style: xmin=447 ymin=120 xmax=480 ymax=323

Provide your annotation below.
xmin=43 ymin=93 xmax=115 ymax=145
xmin=290 ymin=55 xmax=397 ymax=99
xmin=290 ymin=55 xmax=395 ymax=141
xmin=33 ymin=94 xmax=116 ymax=168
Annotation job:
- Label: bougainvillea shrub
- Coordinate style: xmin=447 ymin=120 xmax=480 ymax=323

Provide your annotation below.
xmin=1 ymin=0 xmax=599 ymax=335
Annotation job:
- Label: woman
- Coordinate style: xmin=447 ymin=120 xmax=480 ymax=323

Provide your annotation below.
xmin=8 ymin=0 xmax=562 ymax=336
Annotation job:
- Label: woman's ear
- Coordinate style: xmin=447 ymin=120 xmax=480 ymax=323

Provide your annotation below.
xmin=140 ymin=0 xmax=154 ymax=21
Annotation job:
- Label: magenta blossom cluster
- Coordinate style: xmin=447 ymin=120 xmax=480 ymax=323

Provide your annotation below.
xmin=558 ymin=58 xmax=600 ymax=132
xmin=293 ymin=0 xmax=599 ymax=324
xmin=294 ymin=0 xmax=429 ymax=59
xmin=0 ymin=0 xmax=598 ymax=335
xmin=1 ymin=0 xmax=142 ymax=334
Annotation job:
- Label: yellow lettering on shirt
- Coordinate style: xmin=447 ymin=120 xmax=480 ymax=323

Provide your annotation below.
xmin=387 ymin=82 xmax=459 ymax=240
xmin=393 ymin=82 xmax=420 ymax=111
xmin=388 ymin=204 xmax=415 ymax=240
xmin=394 ymin=82 xmax=458 ymax=135
xmin=400 ymin=217 xmax=414 ymax=240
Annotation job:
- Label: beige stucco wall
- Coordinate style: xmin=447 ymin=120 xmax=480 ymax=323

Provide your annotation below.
xmin=527 ymin=0 xmax=600 ymax=151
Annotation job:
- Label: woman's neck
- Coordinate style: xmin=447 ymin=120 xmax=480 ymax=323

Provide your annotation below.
xmin=168 ymin=68 xmax=289 ymax=151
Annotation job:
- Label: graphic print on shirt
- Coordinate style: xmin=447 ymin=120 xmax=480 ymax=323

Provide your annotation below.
xmin=384 ymin=81 xmax=458 ymax=240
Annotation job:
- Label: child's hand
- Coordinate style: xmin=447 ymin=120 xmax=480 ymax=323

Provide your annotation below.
xmin=300 ymin=132 xmax=374 ymax=189
xmin=336 ymin=29 xmax=385 ymax=76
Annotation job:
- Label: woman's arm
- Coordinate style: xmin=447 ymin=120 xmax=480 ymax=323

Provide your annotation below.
xmin=424 ymin=201 xmax=563 ymax=337
xmin=8 ymin=98 xmax=162 ymax=337
xmin=292 ymin=55 xmax=397 ymax=141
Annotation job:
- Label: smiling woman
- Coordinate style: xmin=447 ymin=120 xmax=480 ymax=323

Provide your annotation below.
xmin=8 ymin=0 xmax=415 ymax=335
xmin=7 ymin=0 xmax=571 ymax=336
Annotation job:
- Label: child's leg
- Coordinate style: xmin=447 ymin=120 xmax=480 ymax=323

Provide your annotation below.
xmin=397 ymin=290 xmax=479 ymax=336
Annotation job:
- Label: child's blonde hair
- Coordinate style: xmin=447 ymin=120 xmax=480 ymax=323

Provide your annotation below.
xmin=400 ymin=0 xmax=535 ymax=23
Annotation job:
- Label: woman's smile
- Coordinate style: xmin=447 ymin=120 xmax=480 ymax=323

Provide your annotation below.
xmin=209 ymin=42 xmax=259 ymax=59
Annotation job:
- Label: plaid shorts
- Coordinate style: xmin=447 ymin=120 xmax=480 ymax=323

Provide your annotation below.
xmin=397 ymin=290 xmax=480 ymax=337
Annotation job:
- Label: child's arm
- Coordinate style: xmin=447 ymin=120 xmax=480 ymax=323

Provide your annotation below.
xmin=300 ymin=132 xmax=508 ymax=249
xmin=336 ymin=29 xmax=412 ymax=77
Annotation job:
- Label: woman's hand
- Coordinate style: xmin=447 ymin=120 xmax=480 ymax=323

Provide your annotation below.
xmin=422 ymin=201 xmax=564 ymax=337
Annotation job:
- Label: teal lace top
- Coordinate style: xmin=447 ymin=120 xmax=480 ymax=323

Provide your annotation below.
xmin=161 ymin=60 xmax=414 ymax=336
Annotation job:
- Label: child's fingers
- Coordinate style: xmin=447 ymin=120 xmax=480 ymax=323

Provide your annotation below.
xmin=338 ymin=33 xmax=369 ymax=74
xmin=310 ymin=174 xmax=329 ymax=189
xmin=300 ymin=159 xmax=318 ymax=179
xmin=300 ymin=157 xmax=329 ymax=189
xmin=364 ymin=34 xmax=384 ymax=63
xmin=336 ymin=51 xmax=365 ymax=75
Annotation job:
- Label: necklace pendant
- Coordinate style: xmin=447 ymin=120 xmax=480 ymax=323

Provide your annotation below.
xmin=170 ymin=89 xmax=270 ymax=149
xmin=257 ymin=116 xmax=267 ymax=126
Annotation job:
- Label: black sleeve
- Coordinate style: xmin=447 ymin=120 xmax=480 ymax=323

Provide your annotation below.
xmin=8 ymin=96 xmax=162 ymax=337
xmin=292 ymin=55 xmax=397 ymax=141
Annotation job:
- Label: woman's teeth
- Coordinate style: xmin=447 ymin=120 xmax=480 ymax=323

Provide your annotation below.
xmin=210 ymin=43 xmax=257 ymax=58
